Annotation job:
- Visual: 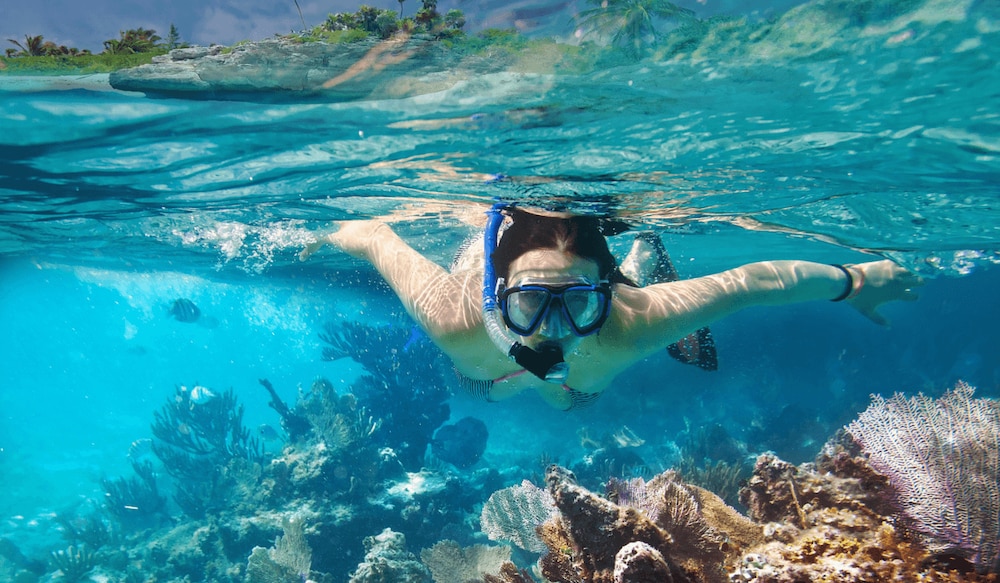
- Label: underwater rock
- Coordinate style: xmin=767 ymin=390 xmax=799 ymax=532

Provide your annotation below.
xmin=614 ymin=541 xmax=673 ymax=583
xmin=538 ymin=465 xmax=688 ymax=583
xmin=0 ymin=538 xmax=46 ymax=576
xmin=731 ymin=449 xmax=994 ymax=582
xmin=348 ymin=528 xmax=431 ymax=583
xmin=168 ymin=298 xmax=201 ymax=322
xmin=490 ymin=466 xmax=757 ymax=583
xmin=431 ymin=416 xmax=488 ymax=469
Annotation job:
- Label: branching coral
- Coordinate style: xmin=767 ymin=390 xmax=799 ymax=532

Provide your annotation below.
xmin=56 ymin=508 xmax=121 ymax=550
xmin=101 ymin=458 xmax=167 ymax=530
xmin=319 ymin=320 xmax=451 ymax=470
xmin=150 ymin=385 xmax=266 ymax=518
xmin=259 ymin=377 xmax=311 ymax=441
xmin=151 ymin=385 xmax=264 ymax=480
xmin=50 ymin=545 xmax=96 ymax=582
xmin=295 ymin=378 xmax=381 ymax=453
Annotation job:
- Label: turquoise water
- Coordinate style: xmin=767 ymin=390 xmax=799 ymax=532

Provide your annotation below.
xmin=1 ymin=0 xmax=999 ymax=579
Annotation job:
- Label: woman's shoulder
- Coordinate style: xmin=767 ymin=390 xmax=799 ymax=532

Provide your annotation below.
xmin=450 ymin=233 xmax=485 ymax=273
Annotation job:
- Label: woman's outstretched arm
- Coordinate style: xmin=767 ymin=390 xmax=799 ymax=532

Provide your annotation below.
xmin=300 ymin=220 xmax=482 ymax=343
xmin=606 ymin=259 xmax=922 ymax=359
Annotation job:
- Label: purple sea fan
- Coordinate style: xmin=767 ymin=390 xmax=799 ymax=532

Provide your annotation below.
xmin=847 ymin=381 xmax=1000 ymax=573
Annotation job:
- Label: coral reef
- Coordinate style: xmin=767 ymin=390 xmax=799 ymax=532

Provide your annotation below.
xmin=481 ymin=480 xmax=558 ymax=553
xmin=732 ymin=447 xmax=996 ymax=582
xmin=151 ymin=385 xmax=266 ymax=518
xmin=479 ymin=466 xmax=757 ymax=583
xmin=478 ymin=446 xmax=999 ymax=583
xmin=847 ymin=381 xmax=1000 ymax=573
xmin=32 ymin=321 xmax=999 ymax=583
xmin=49 ymin=545 xmax=95 ymax=582
xmin=100 ymin=458 xmax=167 ymax=529
xmin=420 ymin=540 xmax=511 ymax=583
xmin=537 ymin=465 xmax=752 ymax=583
xmin=246 ymin=516 xmax=313 ymax=583
xmin=348 ymin=528 xmax=431 ymax=583
xmin=320 ymin=321 xmax=452 ymax=470
xmin=30 ymin=355 xmax=483 ymax=582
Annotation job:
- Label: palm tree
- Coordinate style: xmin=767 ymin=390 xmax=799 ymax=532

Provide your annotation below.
xmin=6 ymin=35 xmax=47 ymax=57
xmin=577 ymin=0 xmax=693 ymax=58
xmin=102 ymin=28 xmax=162 ymax=55
xmin=398 ymin=0 xmax=406 ymax=17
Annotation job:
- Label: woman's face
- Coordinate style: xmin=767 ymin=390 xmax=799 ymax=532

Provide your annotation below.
xmin=506 ymin=249 xmax=601 ymax=351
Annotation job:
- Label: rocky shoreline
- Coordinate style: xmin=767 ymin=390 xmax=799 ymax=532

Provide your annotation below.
xmin=108 ymin=35 xmax=503 ymax=100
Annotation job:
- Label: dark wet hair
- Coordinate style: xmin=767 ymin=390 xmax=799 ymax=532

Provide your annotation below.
xmin=492 ymin=208 xmax=626 ymax=283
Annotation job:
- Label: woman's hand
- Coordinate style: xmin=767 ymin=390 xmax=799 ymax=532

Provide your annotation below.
xmin=846 ymin=260 xmax=924 ymax=325
xmin=298 ymin=220 xmax=388 ymax=261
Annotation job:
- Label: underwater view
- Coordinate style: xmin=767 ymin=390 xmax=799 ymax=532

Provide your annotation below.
xmin=1 ymin=0 xmax=999 ymax=581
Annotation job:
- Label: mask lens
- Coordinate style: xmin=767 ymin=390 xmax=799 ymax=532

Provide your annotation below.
xmin=504 ymin=289 xmax=549 ymax=334
xmin=501 ymin=281 xmax=610 ymax=337
xmin=562 ymin=289 xmax=605 ymax=331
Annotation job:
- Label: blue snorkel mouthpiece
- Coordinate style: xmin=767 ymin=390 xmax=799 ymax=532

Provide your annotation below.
xmin=482 ymin=203 xmax=570 ymax=384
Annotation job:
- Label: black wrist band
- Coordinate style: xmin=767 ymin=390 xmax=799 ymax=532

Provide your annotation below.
xmin=830 ymin=264 xmax=853 ymax=302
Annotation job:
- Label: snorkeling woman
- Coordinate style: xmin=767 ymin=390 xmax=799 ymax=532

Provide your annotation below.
xmin=301 ymin=204 xmax=922 ymax=411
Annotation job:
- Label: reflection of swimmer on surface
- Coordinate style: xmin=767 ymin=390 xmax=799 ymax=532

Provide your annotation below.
xmin=301 ymin=204 xmax=922 ymax=411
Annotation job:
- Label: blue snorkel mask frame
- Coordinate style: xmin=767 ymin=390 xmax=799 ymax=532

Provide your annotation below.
xmin=482 ymin=203 xmax=571 ymax=384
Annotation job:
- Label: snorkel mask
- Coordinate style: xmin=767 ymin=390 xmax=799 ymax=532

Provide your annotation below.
xmin=482 ymin=203 xmax=611 ymax=383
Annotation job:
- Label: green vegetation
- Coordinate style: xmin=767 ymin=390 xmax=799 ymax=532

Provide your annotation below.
xmin=6 ymin=34 xmax=92 ymax=57
xmin=2 ymin=27 xmax=176 ymax=74
xmin=0 ymin=0 xmax=698 ymax=77
xmin=0 ymin=51 xmax=167 ymax=74
xmin=288 ymin=0 xmax=466 ymax=43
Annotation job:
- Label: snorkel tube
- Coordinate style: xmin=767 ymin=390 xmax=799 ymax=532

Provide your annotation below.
xmin=483 ymin=203 xmax=570 ymax=383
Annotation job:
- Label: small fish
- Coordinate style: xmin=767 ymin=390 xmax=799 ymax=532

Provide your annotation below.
xmin=168 ymin=298 xmax=201 ymax=323
xmin=188 ymin=385 xmax=216 ymax=405
xmin=257 ymin=424 xmax=280 ymax=442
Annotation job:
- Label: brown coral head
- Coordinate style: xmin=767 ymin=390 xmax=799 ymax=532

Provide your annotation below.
xmin=614 ymin=541 xmax=673 ymax=583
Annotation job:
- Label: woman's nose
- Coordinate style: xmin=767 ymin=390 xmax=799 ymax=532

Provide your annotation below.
xmin=538 ymin=307 xmax=569 ymax=339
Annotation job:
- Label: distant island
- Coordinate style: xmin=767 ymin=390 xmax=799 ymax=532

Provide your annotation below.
xmin=1 ymin=0 xmax=946 ymax=100
xmin=0 ymin=0 xmax=693 ymax=83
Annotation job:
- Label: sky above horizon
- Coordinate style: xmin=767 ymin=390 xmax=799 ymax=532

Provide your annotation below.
xmin=3 ymin=0 xmax=803 ymax=54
